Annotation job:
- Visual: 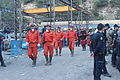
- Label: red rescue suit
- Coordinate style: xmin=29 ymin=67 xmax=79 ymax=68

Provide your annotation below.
xmin=42 ymin=30 xmax=55 ymax=57
xmin=26 ymin=30 xmax=41 ymax=59
xmin=55 ymin=31 xmax=64 ymax=50
xmin=67 ymin=30 xmax=78 ymax=50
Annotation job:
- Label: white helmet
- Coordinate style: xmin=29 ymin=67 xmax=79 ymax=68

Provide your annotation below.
xmin=89 ymin=27 xmax=92 ymax=29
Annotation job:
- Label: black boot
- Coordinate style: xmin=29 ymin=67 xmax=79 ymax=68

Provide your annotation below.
xmin=59 ymin=49 xmax=61 ymax=56
xmin=49 ymin=56 xmax=53 ymax=65
xmin=103 ymin=73 xmax=112 ymax=77
xmin=82 ymin=47 xmax=84 ymax=51
xmin=83 ymin=47 xmax=86 ymax=51
xmin=32 ymin=59 xmax=36 ymax=66
xmin=55 ymin=49 xmax=58 ymax=56
xmin=30 ymin=56 xmax=34 ymax=61
xmin=84 ymin=47 xmax=86 ymax=51
xmin=71 ymin=50 xmax=74 ymax=57
xmin=45 ymin=56 xmax=49 ymax=66
xmin=1 ymin=61 xmax=6 ymax=67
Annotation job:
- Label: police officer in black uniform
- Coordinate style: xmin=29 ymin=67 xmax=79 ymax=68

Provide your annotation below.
xmin=92 ymin=23 xmax=106 ymax=80
xmin=111 ymin=24 xmax=119 ymax=67
xmin=0 ymin=33 xmax=6 ymax=67
xmin=102 ymin=24 xmax=111 ymax=77
xmin=116 ymin=33 xmax=120 ymax=72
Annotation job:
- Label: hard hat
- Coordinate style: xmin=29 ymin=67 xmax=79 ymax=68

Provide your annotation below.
xmin=89 ymin=27 xmax=92 ymax=29
xmin=70 ymin=25 xmax=74 ymax=28
xmin=81 ymin=27 xmax=84 ymax=30
xmin=57 ymin=26 xmax=61 ymax=28
xmin=29 ymin=23 xmax=36 ymax=27
xmin=46 ymin=24 xmax=51 ymax=27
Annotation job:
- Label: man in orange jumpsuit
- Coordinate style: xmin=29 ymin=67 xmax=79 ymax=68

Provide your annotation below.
xmin=42 ymin=25 xmax=55 ymax=65
xmin=55 ymin=26 xmax=64 ymax=56
xmin=26 ymin=24 xmax=41 ymax=66
xmin=67 ymin=25 xmax=78 ymax=57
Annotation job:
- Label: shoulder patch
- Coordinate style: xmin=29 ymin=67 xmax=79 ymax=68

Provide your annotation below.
xmin=114 ymin=34 xmax=116 ymax=36
xmin=100 ymin=37 xmax=103 ymax=40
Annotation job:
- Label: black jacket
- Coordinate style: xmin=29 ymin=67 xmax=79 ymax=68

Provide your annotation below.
xmin=92 ymin=31 xmax=105 ymax=55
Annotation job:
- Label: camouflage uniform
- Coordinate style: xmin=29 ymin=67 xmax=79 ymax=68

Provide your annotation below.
xmin=106 ymin=28 xmax=113 ymax=54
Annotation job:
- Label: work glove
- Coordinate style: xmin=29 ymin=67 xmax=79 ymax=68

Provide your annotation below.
xmin=38 ymin=44 xmax=41 ymax=47
xmin=26 ymin=42 xmax=29 ymax=45
xmin=60 ymin=39 xmax=63 ymax=41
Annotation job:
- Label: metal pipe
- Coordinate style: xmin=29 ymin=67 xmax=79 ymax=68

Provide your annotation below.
xmin=14 ymin=0 xmax=17 ymax=40
xmin=19 ymin=0 xmax=23 ymax=40
xmin=49 ymin=0 xmax=52 ymax=26
xmin=70 ymin=0 xmax=73 ymax=24
xmin=80 ymin=0 xmax=83 ymax=27
xmin=0 ymin=11 xmax=2 ymax=30
xmin=53 ymin=0 xmax=56 ymax=26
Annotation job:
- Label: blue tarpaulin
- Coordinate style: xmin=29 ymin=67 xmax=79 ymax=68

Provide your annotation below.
xmin=11 ymin=40 xmax=19 ymax=56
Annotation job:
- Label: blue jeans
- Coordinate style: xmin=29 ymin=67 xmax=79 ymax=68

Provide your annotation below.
xmin=63 ymin=38 xmax=68 ymax=47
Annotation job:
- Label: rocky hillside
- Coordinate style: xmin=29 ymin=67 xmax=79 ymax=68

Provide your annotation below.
xmin=1 ymin=0 xmax=120 ymax=24
xmin=22 ymin=0 xmax=120 ymax=20
xmin=84 ymin=0 xmax=120 ymax=20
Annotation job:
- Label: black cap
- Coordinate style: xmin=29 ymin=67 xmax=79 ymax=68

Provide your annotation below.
xmin=105 ymin=24 xmax=110 ymax=28
xmin=97 ymin=23 xmax=104 ymax=30
xmin=114 ymin=24 xmax=119 ymax=28
xmin=44 ymin=25 xmax=47 ymax=28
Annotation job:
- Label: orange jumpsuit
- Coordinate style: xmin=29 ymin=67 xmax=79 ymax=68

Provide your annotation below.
xmin=42 ymin=30 xmax=55 ymax=57
xmin=67 ymin=30 xmax=78 ymax=50
xmin=26 ymin=30 xmax=41 ymax=59
xmin=55 ymin=31 xmax=64 ymax=50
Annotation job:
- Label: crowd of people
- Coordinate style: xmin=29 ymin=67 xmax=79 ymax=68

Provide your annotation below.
xmin=25 ymin=23 xmax=120 ymax=80
xmin=90 ymin=24 xmax=120 ymax=80
xmin=0 ymin=23 xmax=120 ymax=80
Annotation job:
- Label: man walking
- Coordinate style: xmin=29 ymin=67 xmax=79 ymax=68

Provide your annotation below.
xmin=0 ymin=33 xmax=6 ymax=67
xmin=42 ymin=25 xmax=55 ymax=65
xmin=67 ymin=25 xmax=78 ymax=57
xmin=26 ymin=24 xmax=41 ymax=67
xmin=55 ymin=26 xmax=64 ymax=56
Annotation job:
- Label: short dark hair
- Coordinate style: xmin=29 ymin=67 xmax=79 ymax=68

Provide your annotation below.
xmin=114 ymin=24 xmax=119 ymax=28
xmin=105 ymin=23 xmax=110 ymax=28
xmin=97 ymin=23 xmax=104 ymax=30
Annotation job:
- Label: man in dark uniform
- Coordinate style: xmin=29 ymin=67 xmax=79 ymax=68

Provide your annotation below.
xmin=102 ymin=24 xmax=111 ymax=77
xmin=116 ymin=32 xmax=120 ymax=72
xmin=76 ymin=28 xmax=80 ymax=47
xmin=92 ymin=23 xmax=106 ymax=80
xmin=42 ymin=25 xmax=47 ymax=34
xmin=111 ymin=24 xmax=119 ymax=67
xmin=0 ymin=33 xmax=6 ymax=67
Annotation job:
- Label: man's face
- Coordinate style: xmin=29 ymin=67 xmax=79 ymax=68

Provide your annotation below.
xmin=115 ymin=27 xmax=119 ymax=31
xmin=57 ymin=28 xmax=61 ymax=31
xmin=103 ymin=26 xmax=108 ymax=30
xmin=70 ymin=27 xmax=73 ymax=30
xmin=31 ymin=26 xmax=35 ymax=30
xmin=105 ymin=26 xmax=109 ymax=30
xmin=46 ymin=26 xmax=50 ymax=30
xmin=100 ymin=28 xmax=104 ymax=32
